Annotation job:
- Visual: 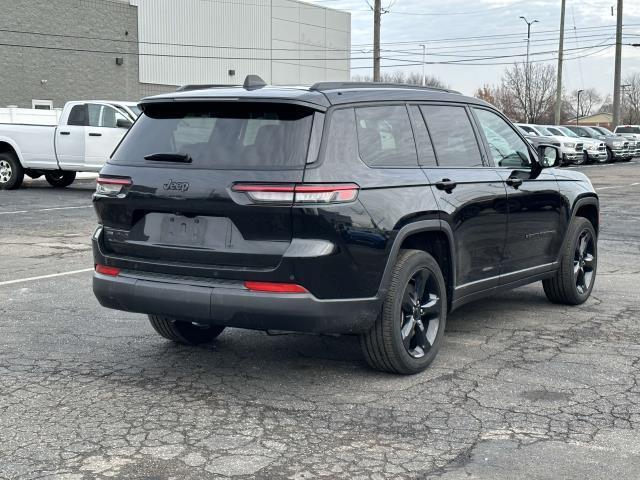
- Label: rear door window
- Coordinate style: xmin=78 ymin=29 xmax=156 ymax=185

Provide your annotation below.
xmin=355 ymin=105 xmax=418 ymax=167
xmin=420 ymin=105 xmax=483 ymax=167
xmin=111 ymin=102 xmax=315 ymax=170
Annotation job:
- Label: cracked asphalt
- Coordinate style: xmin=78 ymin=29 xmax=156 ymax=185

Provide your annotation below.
xmin=1 ymin=163 xmax=639 ymax=479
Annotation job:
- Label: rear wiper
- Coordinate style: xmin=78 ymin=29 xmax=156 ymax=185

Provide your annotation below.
xmin=144 ymin=153 xmax=192 ymax=163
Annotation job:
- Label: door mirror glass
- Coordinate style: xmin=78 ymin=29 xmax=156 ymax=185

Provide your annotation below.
xmin=538 ymin=145 xmax=559 ymax=167
xmin=116 ymin=118 xmax=133 ymax=129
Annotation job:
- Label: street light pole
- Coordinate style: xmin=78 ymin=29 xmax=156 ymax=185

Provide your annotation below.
xmin=420 ymin=44 xmax=426 ymax=86
xmin=520 ymin=16 xmax=539 ymax=123
xmin=576 ymin=89 xmax=584 ymax=125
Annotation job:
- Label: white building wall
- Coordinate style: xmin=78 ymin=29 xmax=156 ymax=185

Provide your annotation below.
xmin=131 ymin=0 xmax=350 ymax=86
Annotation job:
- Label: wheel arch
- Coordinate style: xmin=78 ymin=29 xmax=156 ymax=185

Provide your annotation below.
xmin=572 ymin=195 xmax=599 ymax=235
xmin=377 ymin=220 xmax=455 ymax=311
xmin=0 ymin=138 xmax=24 ymax=164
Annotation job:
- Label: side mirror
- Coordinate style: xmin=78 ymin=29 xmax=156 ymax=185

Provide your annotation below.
xmin=537 ymin=145 xmax=559 ymax=168
xmin=116 ymin=118 xmax=133 ymax=129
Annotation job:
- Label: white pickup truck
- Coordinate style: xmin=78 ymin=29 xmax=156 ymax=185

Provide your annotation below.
xmin=0 ymin=100 xmax=140 ymax=189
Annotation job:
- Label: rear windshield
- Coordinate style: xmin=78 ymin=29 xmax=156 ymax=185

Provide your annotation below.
xmin=111 ymin=102 xmax=315 ymax=170
xmin=616 ymin=126 xmax=640 ymax=134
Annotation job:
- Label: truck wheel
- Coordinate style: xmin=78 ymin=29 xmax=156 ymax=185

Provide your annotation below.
xmin=45 ymin=171 xmax=76 ymax=188
xmin=573 ymin=152 xmax=587 ymax=165
xmin=0 ymin=152 xmax=24 ymax=190
xmin=148 ymin=315 xmax=225 ymax=345
xmin=360 ymin=249 xmax=447 ymax=375
xmin=543 ymin=217 xmax=597 ymax=305
xmin=605 ymin=148 xmax=614 ymax=163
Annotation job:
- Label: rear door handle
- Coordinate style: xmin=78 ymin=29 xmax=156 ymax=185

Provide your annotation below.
xmin=506 ymin=177 xmax=523 ymax=189
xmin=89 ymin=132 xmax=102 ymax=137
xmin=435 ymin=179 xmax=457 ymax=192
xmin=59 ymin=131 xmax=70 ymax=135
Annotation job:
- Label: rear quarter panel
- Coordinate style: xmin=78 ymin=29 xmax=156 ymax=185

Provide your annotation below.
xmin=0 ymin=124 xmax=57 ymax=168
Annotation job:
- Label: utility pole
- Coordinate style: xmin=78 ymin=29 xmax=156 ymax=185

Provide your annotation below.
xmin=520 ymin=16 xmax=539 ymax=123
xmin=420 ymin=44 xmax=426 ymax=86
xmin=373 ymin=0 xmax=381 ymax=82
xmin=554 ymin=0 xmax=566 ymax=124
xmin=576 ymin=89 xmax=583 ymax=124
xmin=612 ymin=0 xmax=623 ymax=127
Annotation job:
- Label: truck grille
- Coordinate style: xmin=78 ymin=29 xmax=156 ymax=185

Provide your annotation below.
xmin=597 ymin=143 xmax=605 ymax=151
xmin=575 ymin=143 xmax=584 ymax=152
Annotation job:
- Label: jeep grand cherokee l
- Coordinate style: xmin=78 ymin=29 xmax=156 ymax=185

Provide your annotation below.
xmin=92 ymin=77 xmax=599 ymax=374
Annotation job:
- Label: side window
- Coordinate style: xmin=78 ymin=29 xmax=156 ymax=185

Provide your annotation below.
xmin=355 ymin=105 xmax=418 ymax=167
xmin=474 ymin=108 xmax=531 ymax=168
xmin=324 ymin=108 xmax=359 ymax=168
xmin=407 ymin=105 xmax=437 ymax=167
xmin=67 ymin=104 xmax=88 ymax=126
xmin=421 ymin=105 xmax=483 ymax=167
xmin=87 ymin=104 xmax=102 ymax=127
xmin=98 ymin=105 xmax=129 ymax=128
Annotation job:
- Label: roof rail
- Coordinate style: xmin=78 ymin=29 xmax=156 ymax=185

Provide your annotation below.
xmin=309 ymin=82 xmax=459 ymax=94
xmin=175 ymin=84 xmax=238 ymax=92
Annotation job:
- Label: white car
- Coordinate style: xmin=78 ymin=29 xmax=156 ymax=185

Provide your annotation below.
xmin=515 ymin=124 xmax=584 ymax=165
xmin=0 ymin=100 xmax=139 ymax=189
xmin=544 ymin=126 xmax=606 ymax=164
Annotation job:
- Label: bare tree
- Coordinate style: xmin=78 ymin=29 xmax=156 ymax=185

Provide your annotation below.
xmin=566 ymin=88 xmax=602 ymax=120
xmin=501 ymin=62 xmax=557 ymax=124
xmin=351 ymin=70 xmax=447 ymax=89
xmin=599 ymin=94 xmax=613 ymax=114
xmin=622 ymin=73 xmax=640 ymax=124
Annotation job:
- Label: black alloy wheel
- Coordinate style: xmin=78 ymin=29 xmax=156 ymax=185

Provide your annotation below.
xmin=360 ymin=249 xmax=447 ymax=374
xmin=574 ymin=228 xmax=596 ymax=295
xmin=399 ymin=268 xmax=442 ymax=359
xmin=543 ymin=217 xmax=597 ymax=305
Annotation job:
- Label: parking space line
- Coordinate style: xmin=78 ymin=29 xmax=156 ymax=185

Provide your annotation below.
xmin=0 ymin=205 xmax=92 ymax=215
xmin=597 ymin=183 xmax=640 ymax=191
xmin=0 ymin=268 xmax=93 ymax=287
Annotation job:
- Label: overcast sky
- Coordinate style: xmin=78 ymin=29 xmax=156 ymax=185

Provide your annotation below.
xmin=308 ymin=0 xmax=640 ymax=97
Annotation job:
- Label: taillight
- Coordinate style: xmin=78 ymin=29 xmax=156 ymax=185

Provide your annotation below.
xmin=96 ymin=176 xmax=132 ymax=196
xmin=244 ymin=281 xmax=308 ymax=294
xmin=232 ymin=183 xmax=359 ymax=204
xmin=95 ymin=264 xmax=121 ymax=276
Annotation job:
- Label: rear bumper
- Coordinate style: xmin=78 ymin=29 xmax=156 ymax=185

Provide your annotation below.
xmin=93 ymin=271 xmax=380 ymax=334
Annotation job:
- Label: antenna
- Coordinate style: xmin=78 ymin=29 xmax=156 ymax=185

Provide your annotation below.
xmin=243 ymin=75 xmax=267 ymax=90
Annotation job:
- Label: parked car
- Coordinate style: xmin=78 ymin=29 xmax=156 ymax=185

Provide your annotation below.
xmin=92 ymin=77 xmax=599 ymax=374
xmin=0 ymin=101 xmax=138 ymax=189
xmin=591 ymin=126 xmax=639 ymax=158
xmin=516 ymin=123 xmax=583 ymax=165
xmin=544 ymin=126 xmax=606 ymax=164
xmin=564 ymin=125 xmax=632 ymax=162
xmin=613 ymin=125 xmax=640 ymax=141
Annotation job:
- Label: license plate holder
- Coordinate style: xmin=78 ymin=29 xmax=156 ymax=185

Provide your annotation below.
xmin=161 ymin=215 xmax=207 ymax=246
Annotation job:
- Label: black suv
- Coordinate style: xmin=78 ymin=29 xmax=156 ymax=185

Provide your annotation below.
xmin=92 ymin=78 xmax=599 ymax=374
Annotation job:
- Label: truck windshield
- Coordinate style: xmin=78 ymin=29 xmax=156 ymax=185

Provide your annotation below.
xmin=558 ymin=127 xmax=579 ymax=138
xmin=110 ymin=102 xmax=314 ymax=170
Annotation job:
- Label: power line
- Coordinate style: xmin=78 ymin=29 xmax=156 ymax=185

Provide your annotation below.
xmin=351 ymin=23 xmax=640 ymax=46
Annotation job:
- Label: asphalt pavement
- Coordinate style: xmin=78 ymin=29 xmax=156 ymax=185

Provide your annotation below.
xmin=1 ymin=163 xmax=639 ymax=479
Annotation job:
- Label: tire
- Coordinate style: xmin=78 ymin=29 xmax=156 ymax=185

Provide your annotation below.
xmin=45 ymin=170 xmax=76 ymax=188
xmin=573 ymin=151 xmax=587 ymax=166
xmin=148 ymin=315 xmax=225 ymax=345
xmin=0 ymin=152 xmax=24 ymax=190
xmin=605 ymin=147 xmax=614 ymax=163
xmin=360 ymin=249 xmax=447 ymax=375
xmin=543 ymin=217 xmax=597 ymax=305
